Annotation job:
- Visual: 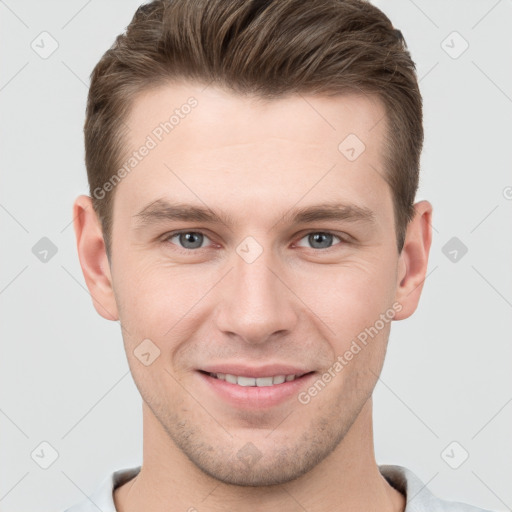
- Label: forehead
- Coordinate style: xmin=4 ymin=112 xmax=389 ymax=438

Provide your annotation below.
xmin=126 ymin=82 xmax=387 ymax=148
xmin=115 ymin=82 xmax=392 ymax=228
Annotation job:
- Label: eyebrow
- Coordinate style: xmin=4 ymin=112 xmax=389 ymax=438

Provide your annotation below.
xmin=133 ymin=198 xmax=376 ymax=230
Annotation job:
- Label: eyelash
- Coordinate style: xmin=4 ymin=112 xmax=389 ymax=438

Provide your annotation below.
xmin=161 ymin=230 xmax=347 ymax=254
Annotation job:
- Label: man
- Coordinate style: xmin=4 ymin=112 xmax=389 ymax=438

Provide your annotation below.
xmin=65 ymin=0 xmax=492 ymax=510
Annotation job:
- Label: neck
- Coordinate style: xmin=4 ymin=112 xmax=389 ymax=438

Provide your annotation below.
xmin=114 ymin=398 xmax=404 ymax=512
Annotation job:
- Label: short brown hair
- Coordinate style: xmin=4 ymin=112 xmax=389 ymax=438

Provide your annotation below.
xmin=84 ymin=0 xmax=423 ymax=257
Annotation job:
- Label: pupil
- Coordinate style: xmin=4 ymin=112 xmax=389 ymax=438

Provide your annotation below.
xmin=311 ymin=233 xmax=332 ymax=249
xmin=181 ymin=232 xmax=202 ymax=249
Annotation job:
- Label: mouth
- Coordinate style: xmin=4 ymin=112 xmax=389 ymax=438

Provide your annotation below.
xmin=199 ymin=370 xmax=313 ymax=387
xmin=196 ymin=369 xmax=317 ymax=409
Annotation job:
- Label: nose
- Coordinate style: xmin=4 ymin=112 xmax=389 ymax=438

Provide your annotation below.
xmin=213 ymin=243 xmax=299 ymax=346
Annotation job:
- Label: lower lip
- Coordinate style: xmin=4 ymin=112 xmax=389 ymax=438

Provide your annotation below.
xmin=197 ymin=371 xmax=316 ymax=409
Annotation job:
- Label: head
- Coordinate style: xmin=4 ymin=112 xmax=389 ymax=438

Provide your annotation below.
xmin=85 ymin=0 xmax=422 ymax=259
xmin=75 ymin=0 xmax=432 ymax=487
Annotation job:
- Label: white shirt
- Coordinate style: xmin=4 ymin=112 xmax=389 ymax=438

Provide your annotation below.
xmin=63 ymin=465 xmax=493 ymax=512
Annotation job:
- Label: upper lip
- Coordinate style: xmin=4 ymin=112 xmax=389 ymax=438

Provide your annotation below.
xmin=198 ymin=364 xmax=313 ymax=378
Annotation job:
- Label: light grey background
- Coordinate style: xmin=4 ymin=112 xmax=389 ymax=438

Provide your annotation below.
xmin=0 ymin=0 xmax=511 ymax=510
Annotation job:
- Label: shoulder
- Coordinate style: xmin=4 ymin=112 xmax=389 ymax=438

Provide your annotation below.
xmin=62 ymin=466 xmax=141 ymax=512
xmin=379 ymin=465 xmax=494 ymax=512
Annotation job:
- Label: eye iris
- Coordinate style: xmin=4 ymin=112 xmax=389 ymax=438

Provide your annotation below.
xmin=309 ymin=232 xmax=332 ymax=249
xmin=180 ymin=232 xmax=203 ymax=249
xmin=174 ymin=232 xmax=335 ymax=250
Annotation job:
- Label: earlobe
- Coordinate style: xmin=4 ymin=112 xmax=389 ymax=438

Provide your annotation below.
xmin=393 ymin=200 xmax=433 ymax=321
xmin=73 ymin=195 xmax=119 ymax=321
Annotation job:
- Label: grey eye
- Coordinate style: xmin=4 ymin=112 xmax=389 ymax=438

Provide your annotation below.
xmin=172 ymin=232 xmax=207 ymax=250
xmin=296 ymin=232 xmax=341 ymax=250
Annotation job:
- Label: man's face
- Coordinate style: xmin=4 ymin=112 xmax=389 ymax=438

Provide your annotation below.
xmin=108 ymin=83 xmax=403 ymax=485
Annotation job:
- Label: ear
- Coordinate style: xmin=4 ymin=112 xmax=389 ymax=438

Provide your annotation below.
xmin=393 ymin=200 xmax=433 ymax=320
xmin=73 ymin=195 xmax=119 ymax=321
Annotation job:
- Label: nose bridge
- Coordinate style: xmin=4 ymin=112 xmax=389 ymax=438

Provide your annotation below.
xmin=214 ymin=235 xmax=298 ymax=344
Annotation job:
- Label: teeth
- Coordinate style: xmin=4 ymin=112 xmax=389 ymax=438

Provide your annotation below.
xmin=256 ymin=376 xmax=275 ymax=386
xmin=210 ymin=373 xmax=299 ymax=386
xmin=225 ymin=374 xmax=237 ymax=384
xmin=238 ymin=376 xmax=256 ymax=386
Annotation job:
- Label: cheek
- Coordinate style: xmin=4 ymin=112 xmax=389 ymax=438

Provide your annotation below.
xmin=296 ymin=257 xmax=397 ymax=343
xmin=112 ymin=258 xmax=220 ymax=363
xmin=113 ymin=256 xmax=189 ymax=325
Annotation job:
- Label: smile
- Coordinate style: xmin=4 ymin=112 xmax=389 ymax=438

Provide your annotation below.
xmin=207 ymin=372 xmax=304 ymax=386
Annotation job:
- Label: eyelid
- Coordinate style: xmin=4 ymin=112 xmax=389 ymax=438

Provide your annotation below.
xmin=162 ymin=229 xmax=349 ymax=252
xmin=293 ymin=230 xmax=347 ymax=249
xmin=162 ymin=230 xmax=216 ymax=251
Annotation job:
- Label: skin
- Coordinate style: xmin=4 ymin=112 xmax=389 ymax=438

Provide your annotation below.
xmin=74 ymin=82 xmax=432 ymax=512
